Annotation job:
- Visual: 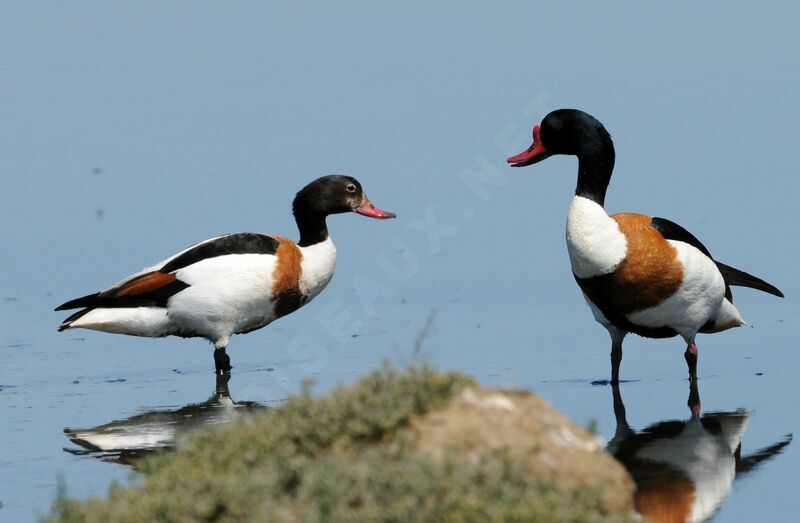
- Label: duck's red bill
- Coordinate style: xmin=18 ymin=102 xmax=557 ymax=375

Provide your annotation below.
xmin=507 ymin=124 xmax=550 ymax=167
xmin=356 ymin=197 xmax=396 ymax=219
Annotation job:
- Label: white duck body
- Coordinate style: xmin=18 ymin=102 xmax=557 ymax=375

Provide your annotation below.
xmin=565 ymin=195 xmax=743 ymax=341
xmin=66 ymin=234 xmax=337 ymax=349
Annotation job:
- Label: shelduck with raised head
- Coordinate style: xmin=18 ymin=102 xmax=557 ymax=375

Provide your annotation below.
xmin=507 ymin=109 xmax=783 ymax=383
xmin=56 ymin=175 xmax=395 ymax=373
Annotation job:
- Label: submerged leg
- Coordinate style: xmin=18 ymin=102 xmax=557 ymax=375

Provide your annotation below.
xmin=687 ymin=377 xmax=701 ymax=418
xmin=214 ymin=372 xmax=232 ymax=398
xmin=214 ymin=348 xmax=232 ymax=374
xmin=214 ymin=344 xmax=232 ymax=374
xmin=611 ymin=383 xmax=629 ymax=430
xmin=610 ymin=328 xmax=626 ymax=385
xmin=684 ymin=339 xmax=698 ymax=381
xmin=609 ymin=383 xmax=635 ymax=444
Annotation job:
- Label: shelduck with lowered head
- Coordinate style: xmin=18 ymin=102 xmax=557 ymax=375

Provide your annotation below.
xmin=507 ymin=109 xmax=783 ymax=383
xmin=55 ymin=175 xmax=396 ymax=373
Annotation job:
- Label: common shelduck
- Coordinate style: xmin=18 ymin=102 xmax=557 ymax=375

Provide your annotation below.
xmin=56 ymin=175 xmax=395 ymax=373
xmin=507 ymin=109 xmax=783 ymax=383
xmin=609 ymin=383 xmax=791 ymax=522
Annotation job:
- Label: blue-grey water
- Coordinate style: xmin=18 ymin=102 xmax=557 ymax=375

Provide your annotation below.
xmin=2 ymin=3 xmax=799 ymax=521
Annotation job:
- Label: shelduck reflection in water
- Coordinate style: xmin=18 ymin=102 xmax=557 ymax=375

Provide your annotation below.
xmin=63 ymin=374 xmax=266 ymax=465
xmin=608 ymin=382 xmax=791 ymax=522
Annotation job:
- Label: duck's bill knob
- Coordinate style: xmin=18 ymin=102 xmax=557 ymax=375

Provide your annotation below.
xmin=507 ymin=124 xmax=552 ymax=167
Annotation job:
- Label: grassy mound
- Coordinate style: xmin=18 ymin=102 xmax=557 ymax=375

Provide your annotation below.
xmin=47 ymin=365 xmax=633 ymax=522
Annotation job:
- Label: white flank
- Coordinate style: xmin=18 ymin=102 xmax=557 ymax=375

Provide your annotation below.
xmin=299 ymin=237 xmax=337 ymax=301
xmin=63 ymin=235 xmax=341 ymax=349
xmin=627 ymin=241 xmax=727 ymax=340
xmin=69 ymin=307 xmax=171 ymax=337
xmin=167 ymin=253 xmax=278 ymax=345
xmin=566 ymin=196 xmax=627 ymax=278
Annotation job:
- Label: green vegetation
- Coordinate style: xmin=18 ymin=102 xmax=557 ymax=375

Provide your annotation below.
xmin=47 ymin=365 xmax=633 ymax=522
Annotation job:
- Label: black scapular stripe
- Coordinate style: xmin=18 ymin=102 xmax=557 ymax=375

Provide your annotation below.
xmin=160 ymin=233 xmax=280 ymax=273
xmin=56 ymin=232 xmax=280 ymax=318
xmin=55 ymin=279 xmax=190 ymax=311
xmin=650 ymin=215 xmax=732 ymax=300
xmin=650 ymin=216 xmax=712 ymax=258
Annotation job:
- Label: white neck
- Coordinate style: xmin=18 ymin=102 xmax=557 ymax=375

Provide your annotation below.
xmin=299 ymin=237 xmax=337 ymax=300
xmin=566 ymin=195 xmax=627 ymax=278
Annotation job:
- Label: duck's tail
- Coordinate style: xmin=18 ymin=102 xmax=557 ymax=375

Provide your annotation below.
xmin=57 ymin=306 xmax=172 ymax=337
xmin=716 ymin=262 xmax=784 ymax=298
xmin=56 ymin=271 xmax=190 ymax=334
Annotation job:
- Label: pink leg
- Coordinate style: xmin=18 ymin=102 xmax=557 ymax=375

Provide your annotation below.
xmin=684 ymin=341 xmax=698 ymax=381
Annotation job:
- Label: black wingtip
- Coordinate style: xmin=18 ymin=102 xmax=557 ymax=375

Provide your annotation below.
xmin=753 ymin=281 xmax=784 ymax=299
xmin=716 ymin=262 xmax=784 ymax=298
xmin=55 ymin=292 xmax=100 ymax=311
xmin=744 ymin=280 xmax=785 ymax=299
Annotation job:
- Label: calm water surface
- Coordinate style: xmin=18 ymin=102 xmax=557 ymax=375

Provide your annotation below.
xmin=2 ymin=291 xmax=797 ymax=521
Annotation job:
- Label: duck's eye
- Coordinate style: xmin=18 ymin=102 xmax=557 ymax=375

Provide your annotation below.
xmin=346 ymin=183 xmax=356 ymax=193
